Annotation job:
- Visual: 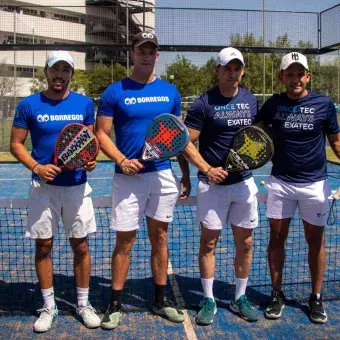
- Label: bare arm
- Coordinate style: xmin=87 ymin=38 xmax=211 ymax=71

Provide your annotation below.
xmin=10 ymin=126 xmax=61 ymax=181
xmin=181 ymin=128 xmax=228 ymax=184
xmin=327 ymin=132 xmax=340 ymax=160
xmin=95 ymin=115 xmax=143 ymax=175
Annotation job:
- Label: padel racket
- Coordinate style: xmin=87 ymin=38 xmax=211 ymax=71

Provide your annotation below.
xmin=53 ymin=123 xmax=99 ymax=169
xmin=140 ymin=113 xmax=189 ymax=161
xmin=225 ymin=125 xmax=273 ymax=172
xmin=327 ymin=186 xmax=340 ymax=225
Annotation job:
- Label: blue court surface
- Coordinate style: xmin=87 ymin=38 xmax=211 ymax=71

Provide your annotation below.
xmin=0 ymin=161 xmax=339 ymax=339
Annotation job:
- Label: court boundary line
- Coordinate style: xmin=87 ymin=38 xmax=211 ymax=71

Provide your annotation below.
xmin=168 ymin=260 xmax=198 ymax=340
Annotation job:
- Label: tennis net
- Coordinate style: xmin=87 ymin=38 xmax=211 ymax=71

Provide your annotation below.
xmin=0 ymin=194 xmax=339 ymax=315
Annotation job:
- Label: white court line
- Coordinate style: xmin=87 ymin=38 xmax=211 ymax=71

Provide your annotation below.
xmin=168 ymin=260 xmax=198 ymax=340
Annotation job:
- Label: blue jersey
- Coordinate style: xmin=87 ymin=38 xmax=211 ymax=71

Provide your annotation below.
xmin=97 ymin=77 xmax=181 ymax=174
xmin=185 ymin=86 xmax=258 ymax=185
xmin=255 ymin=91 xmax=339 ymax=183
xmin=13 ymin=91 xmax=95 ymax=186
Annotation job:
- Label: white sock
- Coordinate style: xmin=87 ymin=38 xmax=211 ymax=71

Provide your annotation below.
xmin=201 ymin=277 xmax=214 ymax=300
xmin=77 ymin=287 xmax=89 ymax=307
xmin=316 ymin=293 xmax=321 ymax=300
xmin=235 ymin=277 xmax=248 ymax=301
xmin=41 ymin=287 xmax=55 ymax=309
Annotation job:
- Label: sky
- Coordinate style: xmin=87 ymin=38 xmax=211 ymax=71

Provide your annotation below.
xmin=156 ymin=0 xmax=340 ymax=13
xmin=154 ymin=1 xmax=340 ymax=77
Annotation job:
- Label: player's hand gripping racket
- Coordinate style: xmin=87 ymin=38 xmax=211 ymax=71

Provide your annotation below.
xmin=53 ymin=123 xmax=100 ymax=169
xmin=224 ymin=125 xmax=274 ymax=172
xmin=140 ymin=113 xmax=190 ymax=161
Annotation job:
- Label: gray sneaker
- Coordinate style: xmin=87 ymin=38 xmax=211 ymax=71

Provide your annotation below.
xmin=196 ymin=297 xmax=217 ymax=325
xmin=101 ymin=303 xmax=123 ymax=330
xmin=151 ymin=298 xmax=186 ymax=323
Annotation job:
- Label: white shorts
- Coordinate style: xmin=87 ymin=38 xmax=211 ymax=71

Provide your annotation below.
xmin=196 ymin=177 xmax=259 ymax=230
xmin=26 ymin=181 xmax=96 ymax=239
xmin=265 ymin=176 xmax=332 ymax=226
xmin=111 ymin=169 xmax=179 ymax=231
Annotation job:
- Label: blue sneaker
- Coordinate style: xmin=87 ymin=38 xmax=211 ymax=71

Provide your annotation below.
xmin=196 ymin=297 xmax=217 ymax=325
xmin=230 ymin=295 xmax=258 ymax=322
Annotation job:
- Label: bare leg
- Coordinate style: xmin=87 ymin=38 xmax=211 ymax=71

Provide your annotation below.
xmin=267 ymin=218 xmax=291 ymax=290
xmin=303 ymin=220 xmax=325 ymax=294
xmin=147 ymin=217 xmax=169 ymax=285
xmin=69 ymin=237 xmax=91 ymax=288
xmin=35 ymin=238 xmax=53 ymax=289
xmin=111 ymin=230 xmax=136 ymax=290
xmin=231 ymin=225 xmax=253 ymax=279
xmin=199 ymin=225 xmax=220 ymax=279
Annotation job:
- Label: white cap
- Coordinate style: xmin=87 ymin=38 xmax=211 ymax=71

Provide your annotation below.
xmin=280 ymin=52 xmax=308 ymax=71
xmin=45 ymin=51 xmax=74 ymax=69
xmin=216 ymin=47 xmax=245 ymax=67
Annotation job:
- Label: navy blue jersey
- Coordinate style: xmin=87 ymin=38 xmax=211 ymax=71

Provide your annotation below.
xmin=97 ymin=77 xmax=181 ymax=174
xmin=13 ymin=92 xmax=95 ymax=186
xmin=185 ymin=86 xmax=258 ymax=185
xmin=255 ymin=91 xmax=339 ymax=183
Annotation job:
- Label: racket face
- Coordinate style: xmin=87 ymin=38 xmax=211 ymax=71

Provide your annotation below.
xmin=54 ymin=123 xmax=99 ymax=169
xmin=141 ymin=114 xmax=190 ymax=161
xmin=225 ymin=126 xmax=274 ymax=172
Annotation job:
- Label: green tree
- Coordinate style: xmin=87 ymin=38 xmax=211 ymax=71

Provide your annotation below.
xmin=87 ymin=61 xmax=126 ymax=98
xmin=197 ymin=57 xmax=218 ymax=93
xmin=71 ymin=70 xmax=90 ymax=93
xmin=161 ymin=56 xmax=201 ymax=97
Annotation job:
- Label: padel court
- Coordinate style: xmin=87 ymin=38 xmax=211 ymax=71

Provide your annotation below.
xmin=0 ymin=161 xmax=339 ymax=339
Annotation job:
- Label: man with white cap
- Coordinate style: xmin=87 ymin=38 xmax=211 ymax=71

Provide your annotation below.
xmin=10 ymin=50 xmax=100 ymax=332
xmin=182 ymin=47 xmax=260 ymax=324
xmin=254 ymin=52 xmax=340 ymax=323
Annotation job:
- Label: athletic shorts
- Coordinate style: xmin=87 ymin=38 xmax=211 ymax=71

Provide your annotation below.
xmin=26 ymin=180 xmax=96 ymax=239
xmin=110 ymin=169 xmax=179 ymax=231
xmin=265 ymin=175 xmax=332 ymax=226
xmin=196 ymin=177 xmax=259 ymax=230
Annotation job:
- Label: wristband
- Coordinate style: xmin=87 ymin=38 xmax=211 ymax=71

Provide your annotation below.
xmin=32 ymin=163 xmax=39 ymax=173
xmin=119 ymin=157 xmax=127 ymax=167
xmin=205 ymin=166 xmax=212 ymax=175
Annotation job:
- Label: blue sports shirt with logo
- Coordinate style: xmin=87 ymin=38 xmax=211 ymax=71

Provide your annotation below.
xmin=97 ymin=77 xmax=181 ymax=174
xmin=13 ymin=91 xmax=95 ymax=186
xmin=254 ymin=91 xmax=339 ymax=183
xmin=185 ymin=86 xmax=258 ymax=185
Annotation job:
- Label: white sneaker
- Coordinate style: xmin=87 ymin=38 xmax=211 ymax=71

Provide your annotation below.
xmin=76 ymin=303 xmax=101 ymax=328
xmin=33 ymin=305 xmax=58 ymax=333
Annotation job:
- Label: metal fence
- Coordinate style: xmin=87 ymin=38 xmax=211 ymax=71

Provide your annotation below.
xmin=0 ymin=2 xmax=340 ymax=152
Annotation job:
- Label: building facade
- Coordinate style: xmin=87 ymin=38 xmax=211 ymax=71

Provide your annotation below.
xmin=0 ymin=0 xmax=155 ymax=101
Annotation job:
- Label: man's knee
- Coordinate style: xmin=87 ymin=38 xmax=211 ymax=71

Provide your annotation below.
xmin=200 ymin=235 xmax=218 ymax=255
xmin=35 ymin=238 xmax=53 ymax=259
xmin=114 ymin=232 xmax=136 ymax=255
xmin=70 ymin=238 xmax=89 ymax=257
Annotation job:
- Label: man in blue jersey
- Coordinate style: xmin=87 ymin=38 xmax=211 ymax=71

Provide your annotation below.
xmin=96 ymin=31 xmax=227 ymax=329
xmin=10 ymin=51 xmax=100 ymax=332
xmin=183 ymin=47 xmax=259 ymax=325
xmin=254 ymin=52 xmax=340 ymax=323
